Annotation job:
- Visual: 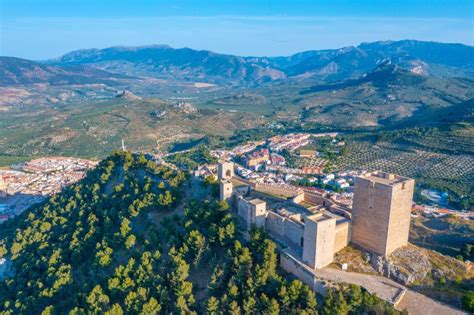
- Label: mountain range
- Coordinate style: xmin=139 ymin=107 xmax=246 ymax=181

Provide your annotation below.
xmin=48 ymin=40 xmax=474 ymax=85
xmin=1 ymin=40 xmax=473 ymax=87
xmin=1 ymin=39 xmax=473 ymax=130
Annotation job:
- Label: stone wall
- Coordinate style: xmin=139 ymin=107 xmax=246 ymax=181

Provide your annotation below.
xmin=285 ymin=218 xmax=305 ymax=247
xmin=280 ymin=251 xmax=327 ymax=295
xmin=329 ymin=205 xmax=352 ymax=219
xmin=255 ymin=183 xmax=301 ymax=198
xmin=334 ymin=221 xmax=350 ymax=253
xmin=385 ymin=180 xmax=415 ymax=255
xmin=292 ymin=192 xmax=305 ymax=204
xmin=265 ymin=211 xmax=304 ymax=248
xmin=233 ymin=177 xmax=256 ymax=189
xmin=303 ymin=191 xmax=328 ymax=206
xmin=265 ymin=211 xmax=286 ymax=237
xmin=237 ymin=196 xmax=251 ymax=229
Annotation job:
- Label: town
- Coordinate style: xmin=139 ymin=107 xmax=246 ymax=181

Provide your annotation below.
xmin=0 ymin=157 xmax=97 ymax=222
xmin=201 ymin=133 xmax=472 ymax=220
xmin=1 ymin=133 xmax=470 ymax=224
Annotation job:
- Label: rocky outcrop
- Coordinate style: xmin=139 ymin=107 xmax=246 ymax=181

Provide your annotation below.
xmin=369 ymin=246 xmax=431 ymax=285
xmin=368 ymin=245 xmax=470 ymax=286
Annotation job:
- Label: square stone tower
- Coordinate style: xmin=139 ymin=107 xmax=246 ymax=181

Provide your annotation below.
xmin=302 ymin=212 xmax=337 ymax=269
xmin=351 ymin=171 xmax=415 ymax=256
xmin=220 ymin=180 xmax=233 ymax=202
xmin=218 ymin=161 xmax=234 ymax=180
xmin=237 ymin=197 xmax=267 ymax=230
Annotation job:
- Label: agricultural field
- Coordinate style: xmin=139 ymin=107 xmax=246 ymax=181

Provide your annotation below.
xmin=339 ymin=127 xmax=474 ymax=209
xmin=339 ymin=141 xmax=474 ymax=184
xmin=294 ymin=156 xmax=328 ymax=168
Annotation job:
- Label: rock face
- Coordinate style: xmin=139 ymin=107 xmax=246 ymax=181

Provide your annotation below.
xmin=369 ymin=245 xmax=471 ymax=286
xmin=370 ymin=246 xmax=432 ymax=285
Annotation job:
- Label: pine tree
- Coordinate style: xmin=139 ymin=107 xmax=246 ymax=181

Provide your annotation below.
xmin=333 ymin=291 xmax=349 ymax=315
xmin=206 ymin=296 xmax=220 ymax=315
xmin=348 ymin=284 xmax=363 ymax=311
xmin=228 ymin=301 xmax=241 ymax=315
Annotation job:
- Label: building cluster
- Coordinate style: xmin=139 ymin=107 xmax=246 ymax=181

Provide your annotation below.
xmin=412 ymin=204 xmax=473 ymax=220
xmin=16 ymin=157 xmax=96 ymax=173
xmin=321 ymin=173 xmax=350 ymax=189
xmin=242 ymin=148 xmax=270 ymax=170
xmin=232 ymin=141 xmax=265 ymax=156
xmin=218 ymin=160 xmax=415 ymax=274
xmin=0 ymin=157 xmax=97 ymax=222
xmin=268 ymin=133 xmax=311 ymax=152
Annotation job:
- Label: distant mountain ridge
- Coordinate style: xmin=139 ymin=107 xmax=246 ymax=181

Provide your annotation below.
xmin=49 ymin=40 xmax=474 ymax=85
xmin=0 ymin=56 xmax=133 ymax=86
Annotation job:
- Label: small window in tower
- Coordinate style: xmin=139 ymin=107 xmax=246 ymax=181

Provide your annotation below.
xmin=300 ymin=237 xmax=304 ymax=247
xmin=402 ymin=183 xmax=406 ymax=190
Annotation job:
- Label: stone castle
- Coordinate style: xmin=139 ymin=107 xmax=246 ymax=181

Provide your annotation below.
xmin=217 ymin=160 xmax=414 ymax=270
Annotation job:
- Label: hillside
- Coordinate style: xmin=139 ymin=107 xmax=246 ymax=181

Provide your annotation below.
xmin=0 ymin=57 xmax=134 ymax=86
xmin=0 ymin=151 xmax=399 ymax=314
xmin=49 ymin=40 xmax=474 ymax=85
xmin=205 ymin=61 xmax=474 ymax=128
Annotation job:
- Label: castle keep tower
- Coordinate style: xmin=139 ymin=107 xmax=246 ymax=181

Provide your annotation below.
xmin=302 ymin=212 xmax=337 ymax=269
xmin=218 ymin=161 xmax=234 ymax=180
xmin=351 ymin=172 xmax=414 ymax=256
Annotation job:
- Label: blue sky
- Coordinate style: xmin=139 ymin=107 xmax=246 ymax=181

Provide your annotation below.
xmin=1 ymin=0 xmax=473 ymax=59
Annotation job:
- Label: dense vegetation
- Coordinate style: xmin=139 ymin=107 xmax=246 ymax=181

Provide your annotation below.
xmin=165 ymin=146 xmax=217 ymax=171
xmin=0 ymin=151 xmax=403 ymax=314
xmin=0 ymin=151 xmax=187 ymax=314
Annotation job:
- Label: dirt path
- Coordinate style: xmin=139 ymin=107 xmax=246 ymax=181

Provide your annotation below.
xmin=316 ymin=268 xmax=466 ymax=315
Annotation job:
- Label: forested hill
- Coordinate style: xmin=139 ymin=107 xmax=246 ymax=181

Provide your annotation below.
xmin=0 ymin=151 xmax=400 ymax=314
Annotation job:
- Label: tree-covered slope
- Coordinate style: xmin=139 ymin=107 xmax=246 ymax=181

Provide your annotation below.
xmin=0 ymin=151 xmax=187 ymax=313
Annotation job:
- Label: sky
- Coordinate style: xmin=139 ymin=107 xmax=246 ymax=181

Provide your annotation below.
xmin=1 ymin=0 xmax=473 ymax=59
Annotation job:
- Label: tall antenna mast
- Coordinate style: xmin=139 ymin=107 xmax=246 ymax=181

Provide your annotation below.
xmin=121 ymin=139 xmax=126 ymax=151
